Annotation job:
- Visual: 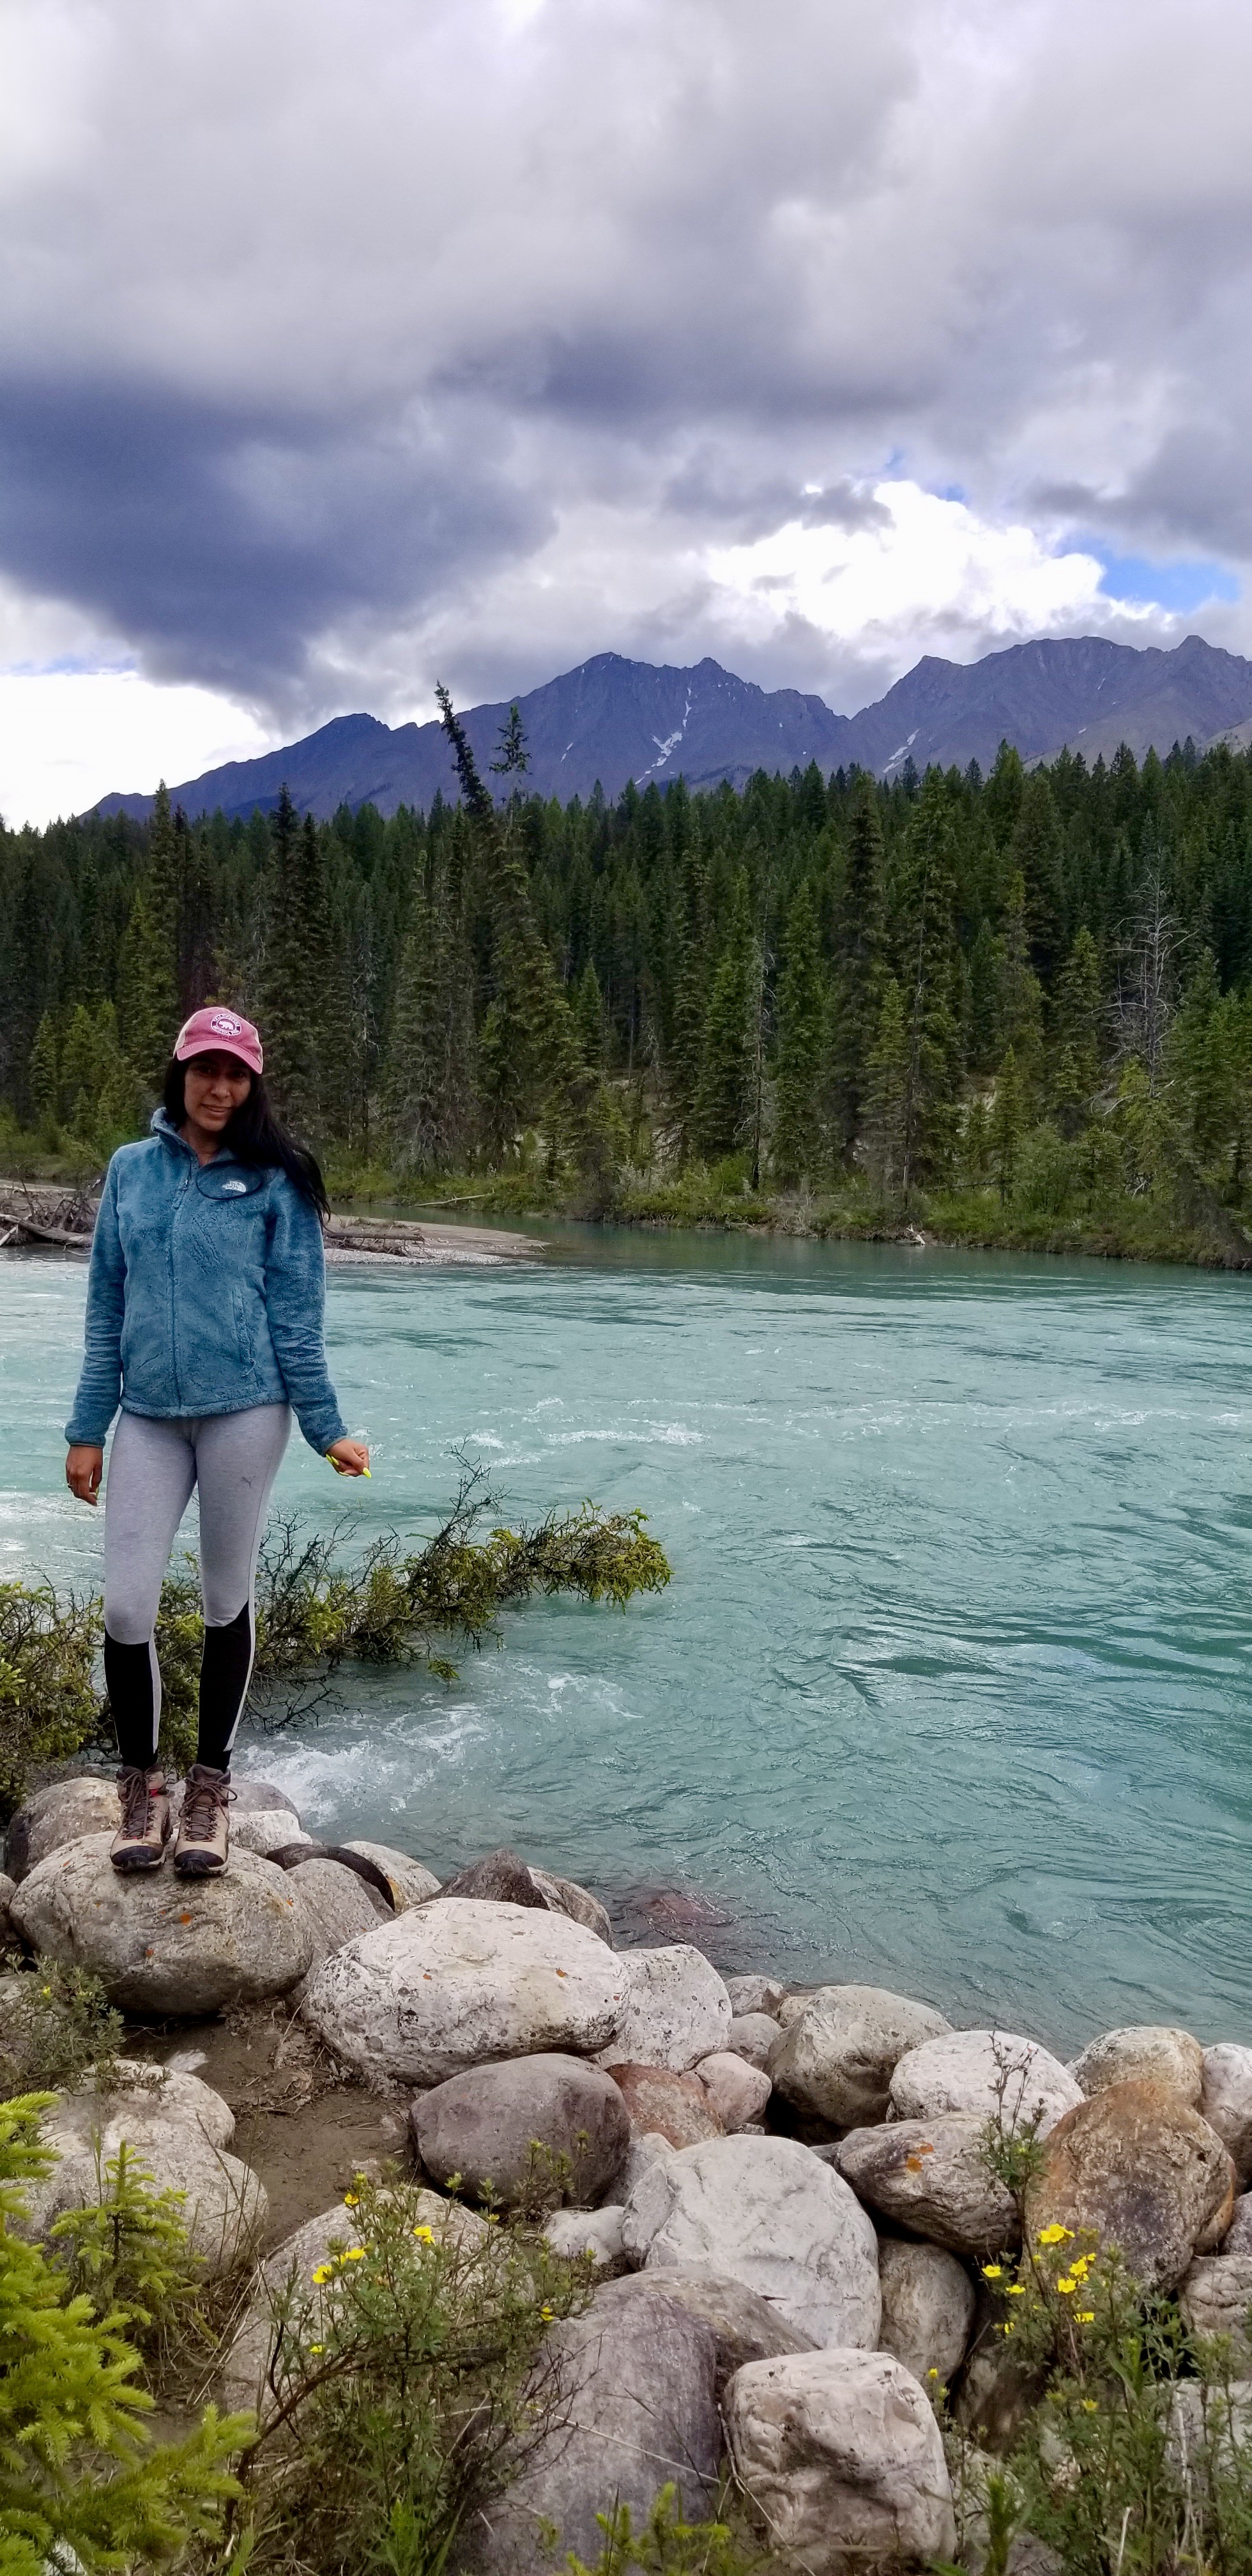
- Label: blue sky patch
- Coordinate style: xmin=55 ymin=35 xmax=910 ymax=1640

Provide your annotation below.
xmin=1090 ymin=548 xmax=1239 ymax=611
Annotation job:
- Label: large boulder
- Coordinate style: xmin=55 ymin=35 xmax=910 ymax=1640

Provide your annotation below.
xmin=464 ymin=2284 xmax=721 ymax=2571
xmin=24 ymin=2065 xmax=265 ymax=2274
xmin=837 ymin=2116 xmax=1019 ymax=2258
xmin=222 ymin=2186 xmax=488 ymax=2415
xmin=1025 ymin=2080 xmax=1237 ymax=2293
xmin=770 ymin=1986 xmax=950 ymax=2130
xmin=530 ymin=1869 xmax=613 ymax=1947
xmin=302 ymin=1898 xmax=625 ymax=2084
xmin=542 ymin=2205 xmax=626 ymax=2273
xmin=1071 ymin=2025 xmax=1203 ymax=2105
xmin=890 ymin=2030 xmax=1083 ymax=2138
xmin=1168 ymin=2379 xmax=1252 ymax=2476
xmin=0 ymin=1873 xmax=18 ymax=1951
xmin=411 ymin=2053 xmax=629 ymax=2205
xmin=229 ymin=1813 xmax=314 ymax=1859
xmin=342 ymin=1842 xmax=442 ymax=1909
xmin=592 ymin=2266 xmax=816 ymax=2393
xmin=727 ymin=2012 xmax=782 ymax=2069
xmin=1179 ymin=2254 xmax=1252 ymax=2368
xmin=10 ymin=1836 xmax=315 ymax=2013
xmin=724 ymin=2349 xmax=956 ymax=2572
xmin=877 ymin=2239 xmax=976 ymax=2388
xmin=286 ymin=1857 xmax=392 ymax=2005
xmin=1225 ymin=2194 xmax=1252 ymax=2255
xmin=610 ymin=2064 xmax=722 ymax=2149
xmin=6 ymin=1776 xmax=120 ymax=1880
xmin=597 ymin=1945 xmax=731 ymax=2071
xmin=695 ymin=2050 xmax=772 ymax=2133
xmin=622 ymin=2135 xmax=881 ymax=2349
xmin=1202 ymin=2046 xmax=1252 ymax=2184
xmin=724 ymin=1974 xmax=787 ymax=2019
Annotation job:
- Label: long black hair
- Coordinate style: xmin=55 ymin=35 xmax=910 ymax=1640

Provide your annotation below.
xmin=162 ymin=1058 xmax=330 ymax=1218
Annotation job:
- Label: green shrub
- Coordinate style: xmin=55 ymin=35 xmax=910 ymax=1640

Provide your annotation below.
xmin=566 ymin=2486 xmax=767 ymax=2574
xmin=0 ymin=1582 xmax=103 ymax=1815
xmin=0 ymin=1963 xmax=123 ymax=2098
xmin=0 ymin=2095 xmax=247 ymax=2576
xmin=228 ymin=2175 xmax=593 ymax=2576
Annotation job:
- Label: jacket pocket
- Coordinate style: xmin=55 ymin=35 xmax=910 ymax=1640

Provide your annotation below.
xmin=231 ymin=1288 xmax=256 ymax=1372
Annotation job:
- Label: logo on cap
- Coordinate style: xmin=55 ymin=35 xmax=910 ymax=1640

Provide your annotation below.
xmin=209 ymin=1012 xmax=244 ymax=1036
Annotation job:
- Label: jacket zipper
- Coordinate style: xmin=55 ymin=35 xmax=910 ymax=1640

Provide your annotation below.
xmin=169 ymin=1153 xmax=192 ymax=1409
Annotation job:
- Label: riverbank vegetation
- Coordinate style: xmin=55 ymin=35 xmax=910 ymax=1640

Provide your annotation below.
xmin=0 ymin=1478 xmax=669 ymax=1817
xmin=4 ymin=706 xmax=1252 ymax=1264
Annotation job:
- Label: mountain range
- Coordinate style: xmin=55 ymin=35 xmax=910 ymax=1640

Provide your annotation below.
xmin=94 ymin=632 xmax=1252 ymax=824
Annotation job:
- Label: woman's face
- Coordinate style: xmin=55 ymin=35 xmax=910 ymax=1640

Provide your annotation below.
xmin=183 ymin=1052 xmax=253 ymax=1134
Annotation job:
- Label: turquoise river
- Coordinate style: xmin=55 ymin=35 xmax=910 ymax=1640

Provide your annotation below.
xmin=4 ymin=1227 xmax=1252 ymax=2053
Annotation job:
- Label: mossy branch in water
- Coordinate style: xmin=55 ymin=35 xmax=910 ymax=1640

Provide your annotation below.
xmin=0 ymin=1469 xmax=671 ymax=1801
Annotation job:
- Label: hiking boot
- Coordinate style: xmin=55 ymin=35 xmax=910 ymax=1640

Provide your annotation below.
xmin=173 ymin=1763 xmax=233 ymax=1876
xmin=111 ymin=1767 xmax=172 ymax=1871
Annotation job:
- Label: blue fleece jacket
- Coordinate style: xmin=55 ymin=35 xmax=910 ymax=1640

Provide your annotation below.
xmin=65 ymin=1111 xmax=349 ymax=1454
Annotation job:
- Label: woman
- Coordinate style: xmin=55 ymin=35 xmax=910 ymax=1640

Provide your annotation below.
xmin=65 ymin=1006 xmax=369 ymax=1878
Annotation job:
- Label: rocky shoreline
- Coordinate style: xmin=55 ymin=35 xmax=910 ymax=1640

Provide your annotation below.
xmin=4 ymin=1770 xmax=1252 ymax=2571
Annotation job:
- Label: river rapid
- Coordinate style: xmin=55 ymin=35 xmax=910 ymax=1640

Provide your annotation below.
xmin=5 ymin=1226 xmax=1252 ymax=2053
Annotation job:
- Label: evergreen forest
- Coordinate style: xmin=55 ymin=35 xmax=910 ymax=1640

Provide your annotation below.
xmin=4 ymin=705 xmax=1252 ymax=1262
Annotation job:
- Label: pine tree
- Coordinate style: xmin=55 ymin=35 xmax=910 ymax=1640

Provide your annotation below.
xmin=694 ymin=871 xmax=756 ymax=1162
xmin=1009 ymin=771 xmax=1067 ymax=980
xmin=863 ymin=977 xmax=909 ymax=1201
xmin=670 ymin=845 xmax=710 ymax=1157
xmin=27 ymin=1015 xmax=58 ymax=1132
xmin=967 ymin=919 xmax=1004 ymax=1070
xmin=489 ymin=703 xmax=530 ymax=794
xmin=59 ymin=1004 xmax=96 ymax=1119
xmin=828 ymin=780 xmax=885 ymax=1155
xmin=1053 ymin=927 xmax=1104 ymax=1093
xmin=260 ymin=796 xmax=336 ymax=1137
xmin=894 ymin=775 xmax=962 ymax=1197
xmin=999 ymin=871 xmax=1044 ymax=1073
xmin=574 ymin=960 xmax=605 ymax=1069
xmin=990 ymin=1046 xmax=1025 ymax=1201
xmin=385 ymin=844 xmax=475 ymax=1172
xmin=772 ymin=878 xmax=827 ymax=1184
xmin=117 ymin=889 xmax=179 ymax=1091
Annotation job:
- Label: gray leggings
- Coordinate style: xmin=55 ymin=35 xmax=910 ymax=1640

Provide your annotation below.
xmin=103 ymin=1404 xmax=291 ymax=1770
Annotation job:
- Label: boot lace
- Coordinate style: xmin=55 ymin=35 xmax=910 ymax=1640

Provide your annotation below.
xmin=118 ymin=1766 xmax=159 ymax=1836
xmin=182 ymin=1768 xmax=231 ymax=1842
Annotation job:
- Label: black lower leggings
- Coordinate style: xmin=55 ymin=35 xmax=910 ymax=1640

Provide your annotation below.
xmin=101 ymin=1404 xmax=291 ymax=1772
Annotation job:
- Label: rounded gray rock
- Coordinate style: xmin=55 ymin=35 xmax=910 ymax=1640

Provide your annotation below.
xmin=725 ymin=2348 xmax=957 ymax=2573
xmin=890 ymin=2028 xmax=1083 ymax=2138
xmin=24 ymin=2066 xmax=265 ymax=2274
xmin=9 ymin=1834 xmax=315 ymax=2014
xmin=6 ymin=1777 xmax=120 ymax=1880
xmin=303 ymin=1897 xmax=627 ymax=2084
xmin=1072 ymin=2025 xmax=1203 ymax=2105
xmin=1179 ymin=2253 xmax=1252 ymax=2369
xmin=770 ymin=1984 xmax=951 ymax=2128
xmin=1202 ymin=2044 xmax=1252 ymax=2183
xmin=597 ymin=1943 xmax=731 ymax=2071
xmin=287 ymin=1856 xmax=392 ymax=2005
xmin=411 ymin=2051 xmax=629 ymax=2204
xmin=837 ymin=2115 xmax=1019 ymax=2257
xmin=341 ymin=1841 xmax=441 ymax=1908
xmin=726 ymin=2011 xmax=782 ymax=2069
xmin=877 ymin=2237 xmax=976 ymax=2386
xmin=622 ymin=2132 xmax=882 ymax=2347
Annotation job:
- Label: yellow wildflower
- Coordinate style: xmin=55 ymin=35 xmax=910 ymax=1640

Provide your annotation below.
xmin=343 ymin=2247 xmax=366 ymax=2262
xmin=1037 ymin=2223 xmax=1072 ymax=2247
xmin=982 ymin=2264 xmax=1003 ymax=2280
xmin=1006 ymin=2283 xmax=1027 ymax=2297
xmin=1082 ymin=2398 xmax=1098 ymax=2412
xmin=344 ymin=2192 xmax=360 ymax=2208
xmin=540 ymin=2304 xmax=554 ymax=2322
xmin=1078 ymin=2312 xmax=1096 ymax=2324
xmin=1056 ymin=2278 xmax=1076 ymax=2295
xmin=312 ymin=2266 xmax=332 ymax=2284
xmin=926 ymin=2368 xmax=939 ymax=2379
xmin=413 ymin=2225 xmax=434 ymax=2243
xmin=309 ymin=2343 xmax=324 ymax=2355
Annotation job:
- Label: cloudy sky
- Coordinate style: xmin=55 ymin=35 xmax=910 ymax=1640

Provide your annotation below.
xmin=2 ymin=0 xmax=1249 ymax=821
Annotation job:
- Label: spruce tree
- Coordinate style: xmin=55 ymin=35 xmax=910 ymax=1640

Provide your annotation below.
xmin=863 ymin=977 xmax=909 ymax=1200
xmin=27 ymin=1015 xmax=59 ymax=1133
xmin=772 ymin=878 xmax=827 ymax=1184
xmin=998 ymin=871 xmax=1044 ymax=1074
xmin=894 ymin=775 xmax=962 ymax=1197
xmin=694 ymin=871 xmax=756 ymax=1162
xmin=260 ymin=795 xmax=337 ymax=1137
xmin=574 ymin=960 xmax=605 ymax=1069
xmin=385 ymin=842 xmax=475 ymax=1172
xmin=1009 ymin=770 xmax=1067 ymax=979
xmin=489 ymin=703 xmax=530 ymax=793
xmin=828 ymin=779 xmax=885 ymax=1155
xmin=59 ymin=1004 xmax=96 ymax=1119
xmin=670 ymin=845 xmax=710 ymax=1157
xmin=117 ymin=891 xmax=179 ymax=1090
xmin=990 ymin=1046 xmax=1025 ymax=1201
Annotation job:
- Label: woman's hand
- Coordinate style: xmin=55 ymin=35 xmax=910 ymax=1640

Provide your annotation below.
xmin=326 ymin=1437 xmax=371 ymax=1478
xmin=66 ymin=1444 xmax=104 ymax=1505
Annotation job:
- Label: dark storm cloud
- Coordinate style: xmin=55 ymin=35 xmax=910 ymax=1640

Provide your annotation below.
xmin=3 ymin=0 xmax=1251 ymax=717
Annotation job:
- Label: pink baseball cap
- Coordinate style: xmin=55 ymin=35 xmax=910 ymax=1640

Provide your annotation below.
xmin=174 ymin=1007 xmax=264 ymax=1075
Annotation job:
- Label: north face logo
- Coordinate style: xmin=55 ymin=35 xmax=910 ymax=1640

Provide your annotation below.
xmin=209 ymin=1013 xmax=243 ymax=1036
